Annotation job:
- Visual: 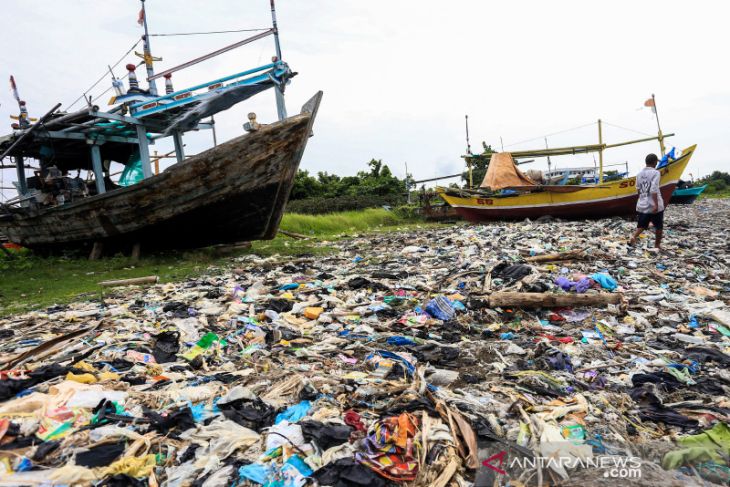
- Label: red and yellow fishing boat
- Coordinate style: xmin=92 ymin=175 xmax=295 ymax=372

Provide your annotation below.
xmin=438 ymin=98 xmax=696 ymax=221
xmin=437 ymin=144 xmax=696 ymax=221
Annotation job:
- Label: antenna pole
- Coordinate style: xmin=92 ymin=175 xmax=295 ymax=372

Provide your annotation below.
xmin=598 ymin=119 xmax=604 ymax=183
xmin=405 ymin=162 xmax=411 ymax=204
xmin=465 ymin=115 xmax=473 ymax=188
xmin=651 ymin=94 xmax=666 ymax=156
xmin=140 ymin=0 xmax=158 ymax=96
xmin=270 ymin=0 xmax=283 ymax=61
xmin=465 ymin=115 xmax=471 ymax=154
xmin=210 ymin=116 xmax=218 ymax=147
xmin=270 ymin=0 xmax=287 ymax=120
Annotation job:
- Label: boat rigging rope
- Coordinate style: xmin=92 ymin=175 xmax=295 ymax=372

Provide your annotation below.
xmin=149 ymin=27 xmax=270 ymax=37
xmin=66 ymin=38 xmax=143 ymax=110
xmin=64 ymin=27 xmax=266 ymax=109
xmin=601 ymin=120 xmax=654 ymax=137
xmin=84 ymin=62 xmax=144 ymax=106
xmin=502 ymin=118 xmax=655 ymax=150
xmin=504 ymin=121 xmax=596 ymax=149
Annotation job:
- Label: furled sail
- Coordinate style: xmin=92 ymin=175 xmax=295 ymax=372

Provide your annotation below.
xmin=480 ymin=152 xmax=537 ymax=190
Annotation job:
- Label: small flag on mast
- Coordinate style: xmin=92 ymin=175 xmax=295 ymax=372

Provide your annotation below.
xmin=137 ymin=7 xmax=145 ymax=26
xmin=644 ymin=97 xmax=656 ymax=113
xmin=9 ymin=76 xmax=20 ymax=103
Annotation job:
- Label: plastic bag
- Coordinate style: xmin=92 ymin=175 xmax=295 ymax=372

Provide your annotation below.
xmin=118 ymin=154 xmax=144 ymax=187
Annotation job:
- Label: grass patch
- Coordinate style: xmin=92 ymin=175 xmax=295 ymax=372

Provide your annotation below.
xmin=0 ymin=247 xmax=275 ymax=315
xmin=279 ymin=208 xmax=406 ymax=237
xmin=0 ymin=252 xmax=210 ymax=316
xmin=0 ymin=208 xmax=435 ymax=316
xmin=701 ymin=191 xmax=730 ymax=199
xmin=250 ymin=238 xmax=334 ymax=258
xmin=0 ymin=238 xmax=333 ymax=316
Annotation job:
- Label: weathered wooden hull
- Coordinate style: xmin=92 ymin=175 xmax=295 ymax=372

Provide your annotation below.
xmin=0 ymin=93 xmax=322 ymax=250
xmin=438 ymin=145 xmax=695 ymax=222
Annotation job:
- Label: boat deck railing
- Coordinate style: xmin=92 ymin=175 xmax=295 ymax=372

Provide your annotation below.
xmin=130 ymin=61 xmax=289 ymax=120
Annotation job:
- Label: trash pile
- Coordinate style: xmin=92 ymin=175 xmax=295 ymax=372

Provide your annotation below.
xmin=0 ymin=199 xmax=728 ymax=486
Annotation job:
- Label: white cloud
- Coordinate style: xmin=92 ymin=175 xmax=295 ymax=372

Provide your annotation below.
xmin=2 ymin=0 xmax=728 ymax=201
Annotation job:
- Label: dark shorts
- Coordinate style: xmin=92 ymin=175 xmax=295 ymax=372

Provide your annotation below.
xmin=637 ymin=211 xmax=664 ymax=230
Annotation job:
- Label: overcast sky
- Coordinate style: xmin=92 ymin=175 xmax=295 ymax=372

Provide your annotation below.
xmin=1 ymin=0 xmax=728 ymax=199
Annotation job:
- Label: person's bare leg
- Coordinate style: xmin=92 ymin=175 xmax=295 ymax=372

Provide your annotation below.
xmin=629 ymin=228 xmax=644 ymax=245
xmin=655 ymin=229 xmax=663 ymax=249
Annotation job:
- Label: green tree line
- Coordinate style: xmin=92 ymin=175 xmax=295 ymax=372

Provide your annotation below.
xmin=287 ymin=159 xmax=410 ymax=214
xmin=698 ymin=171 xmax=730 ymax=194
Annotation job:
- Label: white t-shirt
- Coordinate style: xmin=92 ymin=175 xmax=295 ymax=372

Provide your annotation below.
xmin=635 ymin=166 xmax=664 ymax=214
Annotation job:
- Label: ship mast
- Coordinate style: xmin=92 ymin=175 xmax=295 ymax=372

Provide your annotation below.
xmin=465 ymin=115 xmax=473 ymax=188
xmin=651 ymin=93 xmax=666 ymax=156
xmin=140 ymin=0 xmax=158 ymax=96
xmin=270 ymin=0 xmax=287 ymax=120
xmin=597 ymin=119 xmax=604 ymax=183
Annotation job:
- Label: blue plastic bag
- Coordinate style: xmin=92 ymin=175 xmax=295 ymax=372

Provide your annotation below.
xmin=274 ymin=400 xmax=311 ymax=424
xmin=280 ymin=454 xmax=313 ymax=484
xmin=238 ymin=463 xmax=271 ymax=484
xmin=118 ymin=155 xmax=145 ymax=187
xmin=424 ymin=296 xmax=455 ymax=321
xmin=657 ymin=147 xmax=676 ymax=169
xmin=367 ymin=350 xmax=415 ymax=375
xmin=590 ymin=273 xmax=617 ymax=291
xmin=386 ymin=336 xmax=417 ymax=346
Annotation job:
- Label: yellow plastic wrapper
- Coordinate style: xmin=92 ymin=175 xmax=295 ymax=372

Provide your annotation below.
xmin=303 ymin=307 xmax=324 ymax=320
xmin=65 ymin=372 xmax=97 ymax=384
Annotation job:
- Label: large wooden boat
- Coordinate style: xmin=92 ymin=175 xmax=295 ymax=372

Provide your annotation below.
xmin=0 ymin=1 xmax=320 ymax=251
xmin=437 ymin=144 xmax=695 ymax=221
xmin=0 ymin=94 xmax=321 ymax=250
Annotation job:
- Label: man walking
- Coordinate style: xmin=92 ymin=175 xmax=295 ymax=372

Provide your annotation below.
xmin=629 ymin=153 xmax=664 ymax=249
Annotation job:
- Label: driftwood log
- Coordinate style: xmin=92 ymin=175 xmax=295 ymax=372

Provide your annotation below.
xmin=99 ymin=276 xmax=159 ymax=287
xmin=525 ymin=250 xmax=587 ymax=263
xmin=278 ymin=230 xmax=309 ymax=240
xmin=487 ymin=291 xmax=622 ymax=308
xmin=1 ymin=322 xmax=103 ymax=369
